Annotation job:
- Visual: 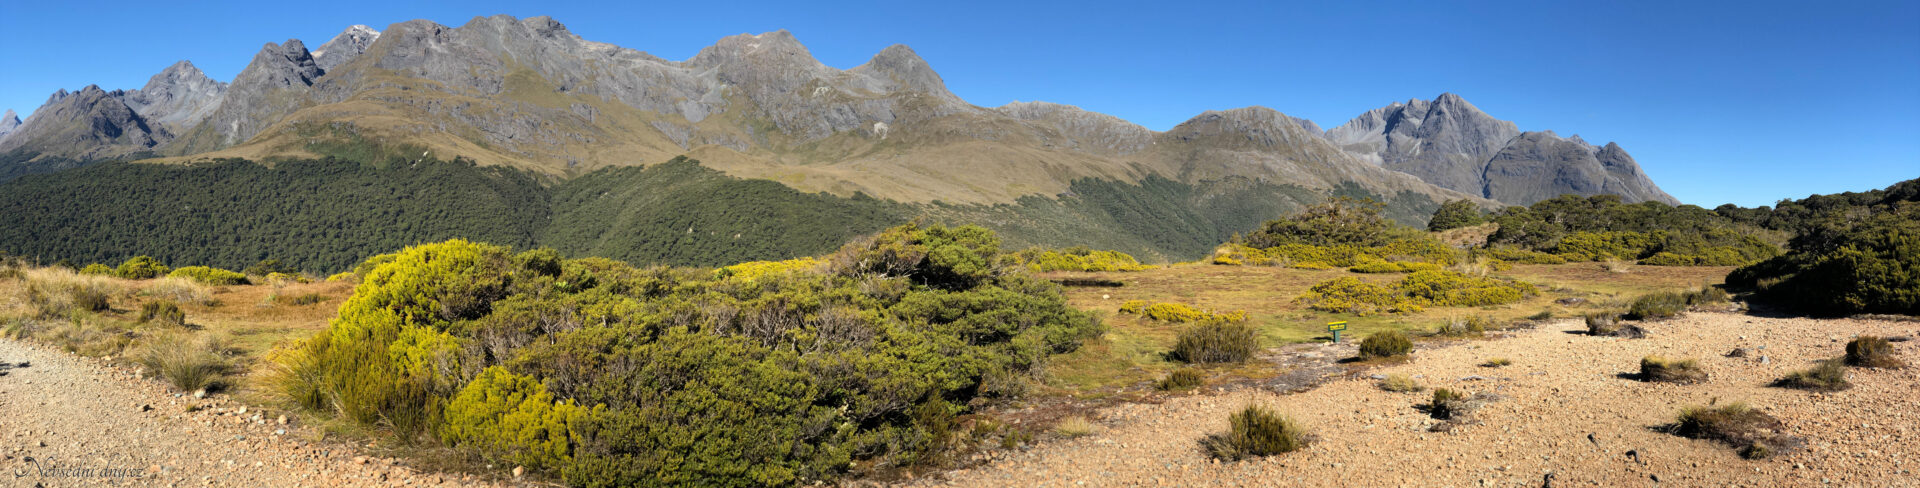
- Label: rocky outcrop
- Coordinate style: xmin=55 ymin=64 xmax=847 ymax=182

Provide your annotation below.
xmin=0 ymin=110 xmax=20 ymax=143
xmin=0 ymin=85 xmax=163 ymax=159
xmin=116 ymin=61 xmax=227 ymax=131
xmin=191 ymin=39 xmax=322 ymax=148
xmin=312 ymin=25 xmax=380 ymax=71
xmin=1328 ymin=93 xmax=1676 ymax=205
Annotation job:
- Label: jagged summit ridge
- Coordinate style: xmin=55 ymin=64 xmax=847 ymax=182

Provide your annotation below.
xmin=313 ymin=25 xmax=380 ymax=71
xmin=0 ymin=110 xmax=20 ymax=143
xmin=1327 ymin=93 xmax=1675 ymax=205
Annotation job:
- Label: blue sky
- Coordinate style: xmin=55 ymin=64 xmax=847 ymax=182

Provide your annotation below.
xmin=2 ymin=0 xmax=1914 ymax=207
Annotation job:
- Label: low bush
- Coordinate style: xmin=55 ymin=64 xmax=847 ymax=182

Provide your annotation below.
xmin=1684 ymin=286 xmax=1731 ymax=305
xmin=1585 ymin=312 xmax=1621 ymax=335
xmin=135 ymin=333 xmax=233 ymax=393
xmin=79 ymin=263 xmax=115 ymax=275
xmin=1672 ymin=402 xmax=1797 ymax=459
xmin=1377 ymin=373 xmax=1422 ymax=392
xmin=1016 ymin=247 xmax=1153 ymax=272
xmin=1481 ymin=357 xmax=1512 ymax=368
xmin=1640 ymin=355 xmax=1708 ymax=384
xmin=137 ymin=300 xmax=186 ymax=327
xmin=1844 ymin=336 xmax=1904 ymax=368
xmin=114 ymin=256 xmax=170 ymax=280
xmin=281 ymin=293 xmax=329 ymax=306
xmin=1625 ymin=292 xmax=1688 ymax=320
xmin=1480 ymin=247 xmax=1567 ymax=265
xmin=1201 ymin=405 xmax=1310 ymax=461
xmin=1157 ymin=368 xmax=1205 ymax=391
xmin=1296 ymin=277 xmax=1421 ymax=315
xmin=1301 ymin=271 xmax=1535 ymax=316
xmin=1348 ymin=260 xmax=1441 ymax=274
xmin=1726 ymin=202 xmax=1918 ymax=316
xmin=324 ymin=272 xmax=356 ymax=283
xmin=21 ymin=268 xmax=118 ymax=318
xmin=1172 ymin=321 xmax=1258 ymax=364
xmin=1119 ymin=300 xmax=1247 ymax=323
xmin=167 ymin=266 xmax=249 ymax=285
xmin=1427 ymin=388 xmax=1471 ymax=420
xmin=1776 ymin=359 xmax=1850 ymax=391
xmin=1358 ymin=330 xmax=1413 ymax=360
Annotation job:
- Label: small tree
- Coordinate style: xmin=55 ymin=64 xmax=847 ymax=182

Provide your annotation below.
xmin=1427 ymin=199 xmax=1487 ymax=231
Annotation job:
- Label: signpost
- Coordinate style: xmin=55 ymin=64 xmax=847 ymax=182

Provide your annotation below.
xmin=1328 ymin=321 xmax=1348 ymax=343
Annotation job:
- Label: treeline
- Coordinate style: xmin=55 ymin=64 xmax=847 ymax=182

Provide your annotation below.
xmin=1430 ymin=194 xmax=1781 ymax=266
xmin=1725 ymin=178 xmax=1919 ymax=315
xmin=271 ymin=224 xmax=1101 ymax=486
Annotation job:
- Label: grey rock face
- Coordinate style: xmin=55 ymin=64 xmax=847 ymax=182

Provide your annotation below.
xmin=1328 ymin=93 xmax=1676 ymax=205
xmin=0 ymin=109 xmax=20 ymax=143
xmin=117 ymin=61 xmax=228 ymax=130
xmin=199 ymin=39 xmax=322 ymax=146
xmin=312 ymin=25 xmax=380 ymax=71
xmin=1482 ymin=131 xmax=1677 ymax=205
xmin=0 ymin=85 xmax=163 ymax=158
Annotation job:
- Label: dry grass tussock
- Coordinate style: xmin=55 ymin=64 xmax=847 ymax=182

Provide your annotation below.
xmin=141 ymin=277 xmax=214 ymax=306
xmin=1640 ymin=355 xmax=1708 ymax=384
xmin=19 ymin=268 xmax=122 ymax=318
xmin=1054 ymin=416 xmax=1097 ymax=438
xmin=1202 ymin=404 xmax=1310 ymax=460
xmin=1670 ymin=402 xmax=1802 ymax=459
xmin=135 ymin=332 xmax=236 ymax=393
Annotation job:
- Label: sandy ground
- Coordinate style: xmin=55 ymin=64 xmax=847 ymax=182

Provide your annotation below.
xmin=0 ymin=337 xmax=510 ymax=487
xmin=912 ymin=313 xmax=1920 ymax=487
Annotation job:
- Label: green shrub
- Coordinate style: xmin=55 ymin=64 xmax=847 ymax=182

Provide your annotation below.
xmin=1672 ymin=402 xmax=1794 ymax=459
xmin=138 ymin=300 xmax=185 ymax=326
xmin=243 ymin=259 xmax=297 ymax=277
xmin=440 ymin=366 xmax=582 ymax=472
xmin=167 ymin=266 xmax=249 ymax=285
xmin=1640 ymin=355 xmax=1708 ymax=384
xmin=79 ymin=263 xmax=115 ymax=275
xmin=1777 ymin=359 xmax=1850 ymax=391
xmin=1845 ymin=336 xmax=1904 ymax=368
xmin=1625 ymin=292 xmax=1688 ymax=320
xmin=1684 ymin=286 xmax=1730 ymax=305
xmin=1202 ymin=405 xmax=1310 ymax=460
xmin=1399 ymin=270 xmax=1537 ymax=307
xmin=135 ymin=333 xmax=232 ymax=393
xmin=1017 ymin=247 xmax=1153 ymax=272
xmin=1358 ymin=330 xmax=1413 ymax=359
xmin=1377 ymin=373 xmax=1422 ymax=392
xmin=1296 ymin=277 xmax=1422 ymax=315
xmin=1349 ymin=260 xmax=1442 ymax=273
xmin=1157 ymin=368 xmax=1205 ymax=391
xmin=114 ymin=256 xmax=170 ymax=280
xmin=1585 ymin=312 xmax=1623 ymax=335
xmin=1172 ymin=321 xmax=1258 ymax=364
xmin=1427 ymin=199 xmax=1487 ymax=232
xmin=1481 ymin=357 xmax=1512 ymax=367
xmin=1428 ymin=388 xmax=1471 ymax=420
xmin=1727 ymin=200 xmax=1918 ymax=316
xmin=1481 ymin=247 xmax=1567 ymax=265
xmin=1118 ymin=300 xmax=1247 ymax=323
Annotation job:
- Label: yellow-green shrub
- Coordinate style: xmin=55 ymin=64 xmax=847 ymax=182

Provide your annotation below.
xmin=717 ymin=257 xmax=823 ymax=283
xmin=1481 ymin=247 xmax=1567 ymax=264
xmin=1118 ymin=300 xmax=1247 ymax=323
xmin=325 ymin=272 xmax=356 ymax=282
xmin=1296 ymin=277 xmax=1422 ymax=315
xmin=115 ymin=256 xmax=170 ymax=280
xmin=168 ymin=266 xmax=249 ymax=285
xmin=79 ymin=263 xmax=115 ymax=275
xmin=1398 ymin=270 xmax=1537 ymax=307
xmin=1349 ymin=260 xmax=1442 ymax=273
xmin=1017 ymin=248 xmax=1152 ymax=272
xmin=440 ymin=366 xmax=584 ymax=471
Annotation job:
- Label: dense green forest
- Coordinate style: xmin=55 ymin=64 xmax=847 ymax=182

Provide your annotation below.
xmin=0 ymin=158 xmax=550 ymax=271
xmin=542 ymin=157 xmax=907 ymax=266
xmin=0 ymin=156 xmax=1441 ymax=272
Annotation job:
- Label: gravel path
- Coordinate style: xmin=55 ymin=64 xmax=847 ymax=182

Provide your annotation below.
xmin=912 ymin=313 xmax=1920 ymax=487
xmin=0 ymin=337 xmax=509 ymax=487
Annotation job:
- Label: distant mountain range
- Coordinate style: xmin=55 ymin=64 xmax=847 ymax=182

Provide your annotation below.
xmin=0 ymin=15 xmax=1686 ymax=268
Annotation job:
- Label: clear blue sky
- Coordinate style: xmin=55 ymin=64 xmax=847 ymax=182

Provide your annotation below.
xmin=2 ymin=0 xmax=1915 ymax=207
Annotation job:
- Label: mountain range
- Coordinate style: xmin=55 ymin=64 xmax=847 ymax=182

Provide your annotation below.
xmin=0 ymin=15 xmax=1682 ymax=267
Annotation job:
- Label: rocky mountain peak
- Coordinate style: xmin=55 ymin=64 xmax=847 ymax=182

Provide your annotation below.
xmin=120 ymin=60 xmax=228 ymax=129
xmin=687 ymin=30 xmax=822 ymax=74
xmin=850 ymin=44 xmax=952 ymax=97
xmin=0 ymin=109 xmax=21 ymax=143
xmin=0 ymin=83 xmax=162 ymax=158
xmin=312 ymin=24 xmax=380 ymax=71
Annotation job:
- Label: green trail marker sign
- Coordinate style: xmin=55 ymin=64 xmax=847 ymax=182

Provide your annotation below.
xmin=1328 ymin=321 xmax=1348 ymax=343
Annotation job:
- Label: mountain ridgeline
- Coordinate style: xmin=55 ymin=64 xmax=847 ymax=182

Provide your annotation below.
xmin=0 ymin=156 xmax=1445 ymax=271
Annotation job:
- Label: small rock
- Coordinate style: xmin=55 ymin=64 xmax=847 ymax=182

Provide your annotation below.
xmin=1760 ymin=356 xmax=1771 ymax=365
xmin=513 ymin=466 xmax=525 ymax=478
xmin=277 ymin=415 xmax=288 ymax=425
xmin=353 ymin=456 xmax=368 ymax=465
xmin=237 ymin=406 xmax=247 ymax=415
xmin=275 ymin=429 xmax=286 ymax=436
xmin=193 ymin=389 xmax=207 ymax=399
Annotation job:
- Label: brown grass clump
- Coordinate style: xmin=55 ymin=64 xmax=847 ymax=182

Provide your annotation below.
xmin=137 ymin=300 xmax=186 ymax=327
xmin=135 ymin=333 xmax=235 ymax=393
xmin=1434 ymin=316 xmax=1489 ymax=337
xmin=1480 ymin=357 xmax=1512 ymax=368
xmin=1670 ymin=402 xmax=1800 ymax=459
xmin=1601 ymin=258 xmax=1635 ymax=274
xmin=1054 ymin=416 xmax=1097 ymax=438
xmin=1845 ymin=336 xmax=1905 ymax=368
xmin=1377 ymin=373 xmax=1423 ymax=392
xmin=1776 ymin=359 xmax=1850 ymax=391
xmin=1640 ymin=355 xmax=1708 ymax=384
xmin=141 ymin=277 xmax=213 ymax=306
xmin=1202 ymin=404 xmax=1311 ymax=460
xmin=21 ymin=268 xmax=119 ymax=318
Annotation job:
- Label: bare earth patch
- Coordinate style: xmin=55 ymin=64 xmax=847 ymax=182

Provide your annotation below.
xmin=908 ymin=313 xmax=1920 ymax=487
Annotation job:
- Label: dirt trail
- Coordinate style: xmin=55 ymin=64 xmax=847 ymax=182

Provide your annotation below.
xmin=0 ymin=337 xmax=507 ymax=487
xmin=912 ymin=313 xmax=1920 ymax=487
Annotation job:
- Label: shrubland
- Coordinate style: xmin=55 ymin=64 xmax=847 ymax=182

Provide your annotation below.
xmin=1213 ymin=198 xmax=1457 ymax=269
xmin=1470 ymin=194 xmax=1782 ymax=266
xmin=1726 ymin=180 xmax=1919 ymax=316
xmin=1296 ymin=270 xmax=1536 ymax=316
xmin=1011 ymin=246 xmax=1153 ymax=272
xmin=264 ymin=223 xmax=1102 ymax=486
